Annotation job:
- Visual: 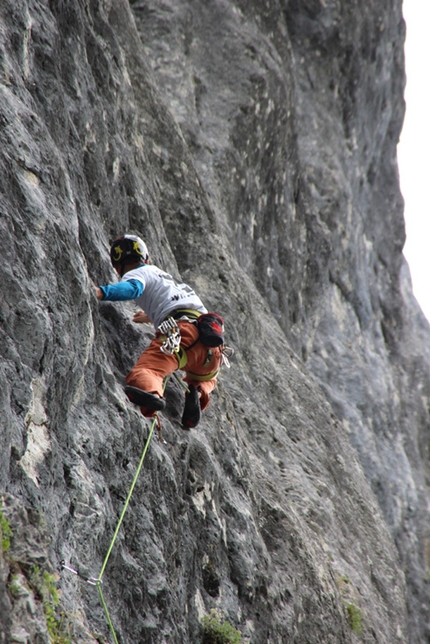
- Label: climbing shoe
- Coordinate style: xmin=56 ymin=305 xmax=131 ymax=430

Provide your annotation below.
xmin=124 ymin=386 xmax=166 ymax=411
xmin=181 ymin=385 xmax=201 ymax=429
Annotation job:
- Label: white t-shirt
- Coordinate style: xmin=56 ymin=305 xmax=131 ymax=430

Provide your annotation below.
xmin=123 ymin=264 xmax=207 ymax=329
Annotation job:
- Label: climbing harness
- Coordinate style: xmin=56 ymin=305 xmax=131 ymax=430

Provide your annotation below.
xmin=184 ymin=368 xmax=220 ymax=382
xmin=61 ymin=378 xmax=168 ymax=644
xmin=160 ymin=314 xmax=234 ymax=374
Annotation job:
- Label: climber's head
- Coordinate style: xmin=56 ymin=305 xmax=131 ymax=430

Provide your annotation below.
xmin=110 ymin=234 xmax=149 ymax=275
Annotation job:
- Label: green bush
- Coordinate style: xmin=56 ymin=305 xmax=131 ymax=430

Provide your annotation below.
xmin=8 ymin=575 xmax=22 ymax=599
xmin=202 ymin=610 xmax=243 ymax=644
xmin=0 ymin=505 xmax=13 ymax=552
xmin=345 ymin=602 xmax=363 ymax=633
xmin=29 ymin=566 xmax=71 ymax=644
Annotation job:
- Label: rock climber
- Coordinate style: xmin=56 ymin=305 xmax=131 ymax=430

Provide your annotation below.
xmin=94 ymin=234 xmax=225 ymax=428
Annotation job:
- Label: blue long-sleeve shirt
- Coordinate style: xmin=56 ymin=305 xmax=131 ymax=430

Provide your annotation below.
xmin=99 ymin=279 xmax=144 ymax=301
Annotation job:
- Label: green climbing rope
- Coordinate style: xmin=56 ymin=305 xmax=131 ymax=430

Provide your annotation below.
xmin=96 ymin=378 xmax=168 ymax=643
xmin=97 ymin=581 xmax=120 ymax=644
xmin=98 ymin=415 xmax=157 ymax=581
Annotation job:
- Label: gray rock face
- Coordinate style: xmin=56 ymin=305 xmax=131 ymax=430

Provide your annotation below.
xmin=1 ymin=1 xmax=429 ymax=643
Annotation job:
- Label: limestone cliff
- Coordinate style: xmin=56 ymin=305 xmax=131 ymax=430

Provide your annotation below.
xmin=1 ymin=1 xmax=429 ymax=643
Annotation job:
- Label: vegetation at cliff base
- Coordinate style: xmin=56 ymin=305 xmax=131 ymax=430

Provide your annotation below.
xmin=29 ymin=566 xmax=71 ymax=644
xmin=202 ymin=610 xmax=243 ymax=643
xmin=0 ymin=505 xmax=13 ymax=552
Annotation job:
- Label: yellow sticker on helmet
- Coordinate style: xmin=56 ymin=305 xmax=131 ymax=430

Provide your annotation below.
xmin=112 ymin=245 xmax=123 ymax=261
xmin=133 ymin=241 xmax=144 ymax=255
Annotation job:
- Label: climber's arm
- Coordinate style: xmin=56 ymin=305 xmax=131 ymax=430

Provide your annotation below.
xmin=95 ymin=279 xmax=144 ymax=301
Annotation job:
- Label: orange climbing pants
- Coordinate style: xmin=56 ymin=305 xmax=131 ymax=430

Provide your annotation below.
xmin=126 ymin=320 xmax=222 ymax=417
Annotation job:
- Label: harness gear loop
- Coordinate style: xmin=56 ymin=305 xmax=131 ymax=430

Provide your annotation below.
xmin=158 ymin=317 xmax=181 ymax=355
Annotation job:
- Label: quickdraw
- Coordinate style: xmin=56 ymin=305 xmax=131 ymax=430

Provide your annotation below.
xmin=220 ymin=345 xmax=234 ymax=368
